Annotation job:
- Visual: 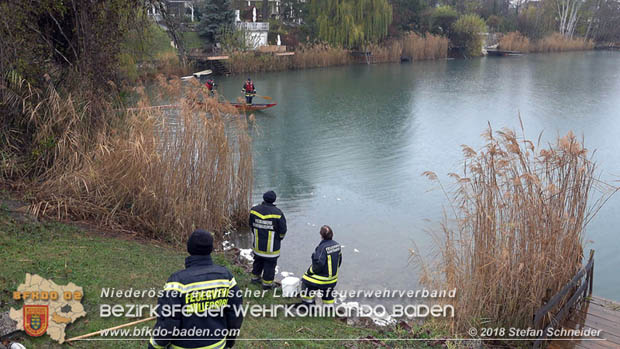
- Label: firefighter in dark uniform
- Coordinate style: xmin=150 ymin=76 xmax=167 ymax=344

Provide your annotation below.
xmin=148 ymin=230 xmax=243 ymax=349
xmin=300 ymin=225 xmax=342 ymax=305
xmin=249 ymin=190 xmax=287 ymax=289
xmin=241 ymin=78 xmax=256 ymax=105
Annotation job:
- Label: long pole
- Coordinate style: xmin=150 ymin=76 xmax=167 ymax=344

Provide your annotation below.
xmin=65 ymin=316 xmax=156 ymax=342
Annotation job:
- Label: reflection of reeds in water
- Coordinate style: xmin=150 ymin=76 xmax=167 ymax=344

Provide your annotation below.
xmin=420 ymin=124 xmax=616 ymax=335
xmin=33 ymin=76 xmax=253 ymax=244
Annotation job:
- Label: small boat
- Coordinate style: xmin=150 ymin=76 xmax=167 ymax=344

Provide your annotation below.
xmin=231 ymin=103 xmax=277 ymax=111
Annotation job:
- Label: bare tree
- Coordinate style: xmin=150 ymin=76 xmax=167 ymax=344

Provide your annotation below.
xmin=556 ymin=0 xmax=584 ymax=38
xmin=150 ymin=0 xmax=188 ymax=65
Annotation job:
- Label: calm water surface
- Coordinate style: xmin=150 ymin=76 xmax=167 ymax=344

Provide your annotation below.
xmin=212 ymin=51 xmax=620 ymax=301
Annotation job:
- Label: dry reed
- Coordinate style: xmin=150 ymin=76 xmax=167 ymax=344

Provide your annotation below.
xmin=30 ymin=76 xmax=253 ymax=244
xmin=498 ymin=32 xmax=531 ymax=52
xmin=532 ymin=33 xmax=594 ymax=53
xmin=421 ymin=125 xmax=615 ymax=337
xmin=402 ymin=32 xmax=449 ymax=61
xmin=499 ymin=32 xmax=594 ymax=53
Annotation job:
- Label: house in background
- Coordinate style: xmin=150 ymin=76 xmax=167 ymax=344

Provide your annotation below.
xmin=235 ymin=14 xmax=270 ymax=49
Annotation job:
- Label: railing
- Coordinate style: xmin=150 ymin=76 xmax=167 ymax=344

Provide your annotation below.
xmin=532 ymin=249 xmax=594 ymax=348
xmin=236 ymin=22 xmax=269 ymax=31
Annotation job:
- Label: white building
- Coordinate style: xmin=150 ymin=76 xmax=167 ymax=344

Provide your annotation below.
xmin=235 ymin=21 xmax=270 ymax=49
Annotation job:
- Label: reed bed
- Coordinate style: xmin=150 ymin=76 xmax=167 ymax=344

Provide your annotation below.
xmin=498 ymin=32 xmax=531 ymax=52
xmin=532 ymin=33 xmax=594 ymax=53
xmin=499 ymin=32 xmax=593 ymax=53
xmin=402 ymin=32 xmax=449 ymax=61
xmin=292 ymin=44 xmax=352 ymax=69
xmin=421 ymin=125 xmax=615 ymax=335
xmin=29 ymin=77 xmax=252 ymax=244
xmin=225 ymin=35 xmax=449 ymax=74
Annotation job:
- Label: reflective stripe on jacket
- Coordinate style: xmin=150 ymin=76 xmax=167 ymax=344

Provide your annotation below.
xmin=148 ymin=255 xmax=243 ymax=349
xmin=303 ymin=239 xmax=342 ymax=286
xmin=248 ymin=202 xmax=287 ymax=258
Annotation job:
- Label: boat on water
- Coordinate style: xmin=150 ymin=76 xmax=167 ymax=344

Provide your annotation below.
xmin=231 ymin=103 xmax=277 ymax=111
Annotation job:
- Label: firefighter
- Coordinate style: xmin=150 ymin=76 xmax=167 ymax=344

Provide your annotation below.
xmin=148 ymin=229 xmax=243 ymax=349
xmin=249 ymin=190 xmax=287 ymax=290
xmin=241 ymin=78 xmax=256 ymax=104
xmin=300 ymin=225 xmax=342 ymax=306
xmin=205 ymin=78 xmax=216 ymax=97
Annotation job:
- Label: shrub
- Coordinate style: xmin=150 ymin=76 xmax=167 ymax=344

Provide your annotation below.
xmin=451 ymin=14 xmax=487 ymax=57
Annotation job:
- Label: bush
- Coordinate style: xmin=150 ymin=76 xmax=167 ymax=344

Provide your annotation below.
xmin=430 ymin=5 xmax=458 ymax=37
xmin=451 ymin=14 xmax=487 ymax=57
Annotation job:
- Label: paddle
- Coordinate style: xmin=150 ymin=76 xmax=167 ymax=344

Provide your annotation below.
xmin=257 ymin=95 xmax=272 ymax=100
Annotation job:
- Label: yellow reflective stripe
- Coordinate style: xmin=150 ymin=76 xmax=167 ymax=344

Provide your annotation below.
xmin=254 ymin=228 xmax=258 ymax=251
xmin=303 ymin=274 xmax=337 ymax=285
xmin=250 ymin=210 xmax=281 ymax=220
xmin=262 ymin=280 xmax=273 ymax=284
xmin=323 ymin=299 xmax=335 ymax=304
xmin=252 ymin=249 xmax=280 ymax=257
xmin=304 ymin=272 xmax=338 ymax=281
xmin=170 ymin=338 xmax=226 ymax=349
xmin=164 ymin=279 xmax=234 ymax=293
xmin=267 ymin=230 xmax=273 ymax=253
xmin=301 ymin=294 xmax=314 ymax=300
xmin=150 ymin=337 xmax=166 ymax=349
xmin=327 ymin=255 xmax=332 ymax=277
xmin=230 ymin=277 xmax=237 ymax=288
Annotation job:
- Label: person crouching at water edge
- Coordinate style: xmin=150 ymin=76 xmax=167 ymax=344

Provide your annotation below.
xmin=148 ymin=230 xmax=243 ymax=349
xmin=249 ymin=190 xmax=287 ymax=290
xmin=299 ymin=225 xmax=342 ymax=307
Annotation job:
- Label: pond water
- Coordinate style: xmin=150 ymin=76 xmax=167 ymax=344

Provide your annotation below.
xmin=211 ymin=51 xmax=620 ymax=301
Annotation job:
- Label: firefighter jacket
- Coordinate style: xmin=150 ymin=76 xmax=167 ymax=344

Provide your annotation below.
xmin=302 ymin=239 xmax=342 ymax=287
xmin=248 ymin=202 xmax=287 ymax=258
xmin=148 ymin=255 xmax=243 ymax=349
xmin=241 ymin=82 xmax=255 ymax=96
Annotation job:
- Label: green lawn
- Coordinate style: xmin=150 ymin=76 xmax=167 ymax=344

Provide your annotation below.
xmin=0 ymin=205 xmax=442 ymax=348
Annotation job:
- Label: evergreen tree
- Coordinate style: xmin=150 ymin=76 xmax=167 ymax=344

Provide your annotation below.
xmin=198 ymin=0 xmax=235 ymax=46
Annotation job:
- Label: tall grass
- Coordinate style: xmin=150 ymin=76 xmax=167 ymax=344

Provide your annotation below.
xmin=27 ymin=77 xmax=252 ymax=243
xmin=499 ymin=32 xmax=593 ymax=53
xmin=532 ymin=33 xmax=594 ymax=53
xmin=402 ymin=32 xmax=449 ymax=61
xmin=421 ymin=125 xmax=615 ymax=335
xmin=498 ymin=31 xmax=531 ymax=52
xmin=225 ymin=34 xmax=448 ymax=74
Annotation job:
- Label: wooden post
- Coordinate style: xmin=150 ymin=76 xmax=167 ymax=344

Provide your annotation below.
xmin=65 ymin=316 xmax=156 ymax=342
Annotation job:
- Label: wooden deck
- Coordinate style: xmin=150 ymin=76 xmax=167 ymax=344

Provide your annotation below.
xmin=547 ymin=296 xmax=620 ymax=349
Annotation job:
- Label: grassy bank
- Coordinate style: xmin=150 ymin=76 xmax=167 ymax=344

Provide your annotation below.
xmin=499 ymin=32 xmax=594 ymax=53
xmin=0 ymin=204 xmax=444 ymax=348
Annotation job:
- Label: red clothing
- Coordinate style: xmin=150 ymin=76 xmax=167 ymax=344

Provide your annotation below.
xmin=244 ymin=82 xmax=255 ymax=92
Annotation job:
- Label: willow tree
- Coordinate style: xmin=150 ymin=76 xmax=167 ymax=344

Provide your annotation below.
xmin=309 ymin=0 xmax=393 ymax=48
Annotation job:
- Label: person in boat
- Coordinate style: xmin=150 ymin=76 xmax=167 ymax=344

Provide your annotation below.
xmin=299 ymin=225 xmax=342 ymax=307
xmin=205 ymin=78 xmax=216 ymax=97
xmin=148 ymin=229 xmax=244 ymax=349
xmin=249 ymin=190 xmax=287 ymax=290
xmin=241 ymin=78 xmax=256 ymax=105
